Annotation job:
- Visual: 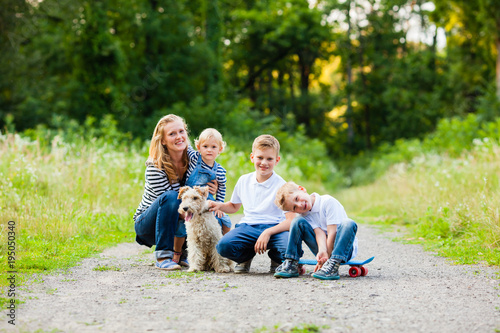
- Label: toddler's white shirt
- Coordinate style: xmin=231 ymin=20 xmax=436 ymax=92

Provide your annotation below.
xmin=230 ymin=171 xmax=286 ymax=225
xmin=302 ymin=193 xmax=358 ymax=259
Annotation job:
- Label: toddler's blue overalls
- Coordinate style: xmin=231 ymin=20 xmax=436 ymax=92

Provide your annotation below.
xmin=175 ymin=155 xmax=232 ymax=237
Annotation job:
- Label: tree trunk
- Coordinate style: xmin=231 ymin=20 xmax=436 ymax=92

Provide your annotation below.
xmin=239 ymin=46 xmax=293 ymax=93
xmin=205 ymin=0 xmax=221 ymax=93
xmin=267 ymin=68 xmax=273 ymax=112
xmin=496 ymin=14 xmax=500 ymax=102
xmin=298 ymin=52 xmax=311 ymax=124
xmin=345 ymin=0 xmax=354 ymax=146
xmin=358 ymin=34 xmax=371 ymax=150
xmin=248 ymin=66 xmax=256 ymax=102
xmin=299 ymin=55 xmax=310 ymax=97
xmin=496 ymin=37 xmax=500 ymax=101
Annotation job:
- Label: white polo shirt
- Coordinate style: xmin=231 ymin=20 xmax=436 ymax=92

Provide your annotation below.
xmin=230 ymin=171 xmax=286 ymax=225
xmin=302 ymin=193 xmax=358 ymax=259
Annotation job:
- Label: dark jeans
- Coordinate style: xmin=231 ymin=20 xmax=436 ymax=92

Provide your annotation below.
xmin=216 ymin=223 xmax=289 ymax=264
xmin=134 ymin=191 xmax=180 ymax=260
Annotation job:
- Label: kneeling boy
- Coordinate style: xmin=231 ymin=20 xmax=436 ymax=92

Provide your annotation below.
xmin=273 ymin=181 xmax=358 ymax=280
xmin=208 ymin=135 xmax=296 ymax=273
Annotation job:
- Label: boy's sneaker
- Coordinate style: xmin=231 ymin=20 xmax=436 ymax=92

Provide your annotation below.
xmin=234 ymin=259 xmax=253 ymax=274
xmin=274 ymin=259 xmax=299 ymax=278
xmin=269 ymin=260 xmax=281 ymax=273
xmin=312 ymin=258 xmax=340 ymax=280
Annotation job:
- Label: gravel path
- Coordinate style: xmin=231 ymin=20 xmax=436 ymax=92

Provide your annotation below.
xmin=3 ymin=216 xmax=499 ymax=333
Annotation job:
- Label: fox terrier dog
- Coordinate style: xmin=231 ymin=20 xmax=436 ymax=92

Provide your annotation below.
xmin=178 ymin=186 xmax=234 ymax=273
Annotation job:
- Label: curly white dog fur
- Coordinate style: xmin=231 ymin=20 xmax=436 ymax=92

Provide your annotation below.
xmin=178 ymin=186 xmax=234 ymax=273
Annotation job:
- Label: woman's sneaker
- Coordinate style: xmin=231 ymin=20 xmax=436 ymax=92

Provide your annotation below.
xmin=274 ymin=259 xmax=299 ymax=278
xmin=312 ymin=258 xmax=340 ymax=280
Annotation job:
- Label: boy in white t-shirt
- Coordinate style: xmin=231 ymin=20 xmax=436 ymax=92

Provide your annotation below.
xmin=273 ymin=181 xmax=358 ymax=280
xmin=208 ymin=135 xmax=296 ymax=273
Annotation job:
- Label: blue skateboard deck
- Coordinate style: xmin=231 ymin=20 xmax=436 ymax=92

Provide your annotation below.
xmin=298 ymin=256 xmax=374 ymax=267
xmin=298 ymin=256 xmax=375 ymax=277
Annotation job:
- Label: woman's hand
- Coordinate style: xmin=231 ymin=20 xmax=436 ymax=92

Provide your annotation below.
xmin=207 ymin=180 xmax=218 ymax=196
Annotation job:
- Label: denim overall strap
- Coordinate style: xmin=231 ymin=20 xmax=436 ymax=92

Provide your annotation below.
xmin=185 ymin=155 xmax=217 ymax=201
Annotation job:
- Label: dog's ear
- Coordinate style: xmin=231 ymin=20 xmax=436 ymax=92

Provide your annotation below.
xmin=178 ymin=186 xmax=189 ymax=199
xmin=194 ymin=186 xmax=209 ymax=199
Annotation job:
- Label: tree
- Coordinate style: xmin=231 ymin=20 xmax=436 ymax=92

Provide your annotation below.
xmin=223 ymin=0 xmax=332 ymax=135
xmin=431 ymin=0 xmax=500 ymax=110
xmin=325 ymin=0 xmax=446 ymax=155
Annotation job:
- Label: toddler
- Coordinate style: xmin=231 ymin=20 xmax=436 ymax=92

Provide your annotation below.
xmin=185 ymin=128 xmax=231 ymax=234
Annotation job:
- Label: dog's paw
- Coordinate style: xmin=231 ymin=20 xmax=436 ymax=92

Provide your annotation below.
xmin=216 ymin=265 xmax=231 ymax=273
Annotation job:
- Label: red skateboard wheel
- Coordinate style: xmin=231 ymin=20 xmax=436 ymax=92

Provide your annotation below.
xmin=349 ymin=266 xmax=362 ymax=277
xmin=360 ymin=266 xmax=368 ymax=276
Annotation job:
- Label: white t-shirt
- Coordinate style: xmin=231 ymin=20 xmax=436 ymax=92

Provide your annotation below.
xmin=302 ymin=193 xmax=358 ymax=259
xmin=230 ymin=171 xmax=286 ymax=225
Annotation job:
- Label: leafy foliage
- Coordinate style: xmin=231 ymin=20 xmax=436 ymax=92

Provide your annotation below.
xmin=345 ymin=114 xmax=500 ymax=186
xmin=1 ymin=0 xmax=500 ymax=281
xmin=2 ymin=0 xmax=500 ymax=160
xmin=337 ymin=134 xmax=500 ymax=265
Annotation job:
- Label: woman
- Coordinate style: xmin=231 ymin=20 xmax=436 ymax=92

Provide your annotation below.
xmin=133 ymin=114 xmax=216 ymax=270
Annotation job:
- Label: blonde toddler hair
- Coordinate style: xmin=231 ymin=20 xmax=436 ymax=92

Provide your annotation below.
xmin=147 ymin=114 xmax=189 ymax=184
xmin=194 ymin=128 xmax=226 ymax=152
xmin=275 ymin=181 xmax=301 ymax=211
xmin=252 ymin=134 xmax=280 ymax=156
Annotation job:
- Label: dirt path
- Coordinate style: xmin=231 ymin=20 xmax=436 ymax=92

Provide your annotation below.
xmin=3 ymin=216 xmax=499 ymax=333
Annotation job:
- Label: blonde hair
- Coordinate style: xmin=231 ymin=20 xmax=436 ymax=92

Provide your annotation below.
xmin=252 ymin=134 xmax=280 ymax=156
xmin=147 ymin=114 xmax=189 ymax=184
xmin=194 ymin=128 xmax=226 ymax=153
xmin=274 ymin=181 xmax=300 ymax=211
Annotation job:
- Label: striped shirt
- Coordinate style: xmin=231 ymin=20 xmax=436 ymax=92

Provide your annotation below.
xmin=133 ymin=162 xmax=191 ymax=222
xmin=133 ymin=146 xmax=227 ymax=221
xmin=187 ymin=147 xmax=227 ymax=203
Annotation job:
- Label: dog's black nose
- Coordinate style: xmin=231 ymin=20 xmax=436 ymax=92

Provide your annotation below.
xmin=183 ymin=207 xmax=188 ymax=211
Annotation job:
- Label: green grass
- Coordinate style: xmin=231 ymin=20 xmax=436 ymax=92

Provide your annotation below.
xmin=0 ymin=129 xmax=333 ymax=304
xmin=337 ymin=140 xmax=500 ymax=265
xmin=93 ymin=265 xmax=121 ymax=272
xmin=1 ymin=119 xmax=499 ymax=308
xmin=0 ymin=132 xmax=143 ymax=304
xmin=255 ymin=323 xmax=329 ymax=333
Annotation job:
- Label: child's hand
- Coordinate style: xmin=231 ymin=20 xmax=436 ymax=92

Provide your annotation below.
xmin=254 ymin=230 xmax=271 ymax=254
xmin=207 ymin=180 xmax=218 ymax=196
xmin=208 ymin=201 xmax=221 ymax=212
xmin=314 ymin=251 xmax=329 ymax=272
xmin=213 ymin=210 xmax=224 ymax=218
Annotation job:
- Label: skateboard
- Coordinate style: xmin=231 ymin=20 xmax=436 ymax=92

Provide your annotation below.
xmin=298 ymin=256 xmax=375 ymax=278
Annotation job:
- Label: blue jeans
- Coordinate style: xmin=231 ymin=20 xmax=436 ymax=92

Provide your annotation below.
xmin=216 ymin=223 xmax=289 ymax=264
xmin=184 ymin=155 xmax=231 ymax=230
xmin=134 ymin=191 xmax=181 ymax=260
xmin=285 ymin=217 xmax=357 ymax=263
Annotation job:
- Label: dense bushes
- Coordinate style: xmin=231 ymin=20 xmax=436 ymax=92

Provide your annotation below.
xmin=345 ymin=114 xmax=500 ymax=186
xmin=337 ymin=115 xmax=500 ymax=265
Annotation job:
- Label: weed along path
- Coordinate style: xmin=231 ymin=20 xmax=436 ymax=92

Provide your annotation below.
xmin=4 ymin=216 xmax=500 ymax=333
